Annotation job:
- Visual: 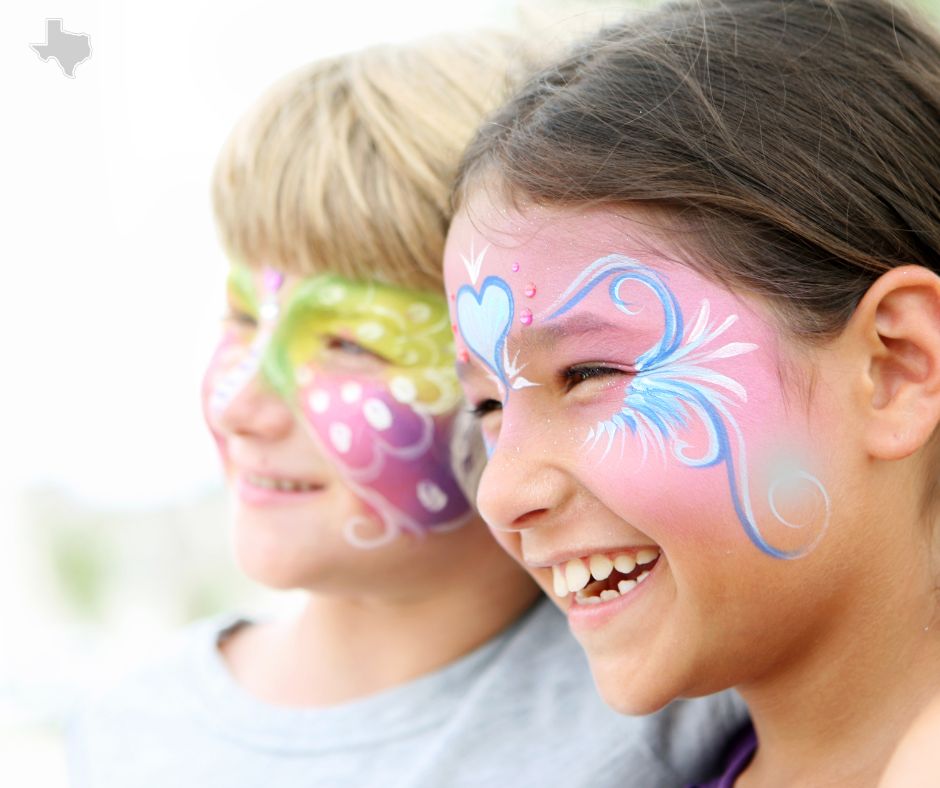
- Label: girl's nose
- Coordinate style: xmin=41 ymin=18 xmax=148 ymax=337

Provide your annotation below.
xmin=475 ymin=420 xmax=571 ymax=533
xmin=211 ymin=369 xmax=295 ymax=441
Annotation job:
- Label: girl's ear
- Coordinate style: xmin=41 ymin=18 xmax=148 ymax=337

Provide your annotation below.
xmin=850 ymin=266 xmax=940 ymax=460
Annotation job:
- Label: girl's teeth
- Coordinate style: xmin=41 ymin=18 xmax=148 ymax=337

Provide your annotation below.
xmin=613 ymin=553 xmax=637 ymax=574
xmin=589 ymin=554 xmax=614 ymax=580
xmin=636 ymin=548 xmax=659 ymax=565
xmin=564 ymin=558 xmax=591 ymax=594
xmin=549 ymin=548 xmax=661 ymax=600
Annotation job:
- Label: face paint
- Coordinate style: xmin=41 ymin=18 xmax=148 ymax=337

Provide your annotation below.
xmin=446 ymin=207 xmax=830 ymax=559
xmin=205 ymin=266 xmax=473 ymax=548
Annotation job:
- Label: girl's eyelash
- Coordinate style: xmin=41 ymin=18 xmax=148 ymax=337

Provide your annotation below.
xmin=469 ymin=399 xmax=502 ymax=419
xmin=562 ymin=365 xmax=631 ymax=391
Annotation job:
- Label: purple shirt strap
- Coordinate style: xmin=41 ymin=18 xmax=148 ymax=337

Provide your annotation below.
xmin=688 ymin=721 xmax=756 ymax=788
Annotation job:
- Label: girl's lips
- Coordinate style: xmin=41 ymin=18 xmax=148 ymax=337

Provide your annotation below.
xmin=235 ymin=473 xmax=326 ymax=506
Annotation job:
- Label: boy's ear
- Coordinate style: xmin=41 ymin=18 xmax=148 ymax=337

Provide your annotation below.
xmin=849 ymin=265 xmax=940 ymax=460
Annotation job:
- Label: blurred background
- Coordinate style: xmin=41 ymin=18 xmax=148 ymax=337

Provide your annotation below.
xmin=4 ymin=0 xmax=940 ymax=785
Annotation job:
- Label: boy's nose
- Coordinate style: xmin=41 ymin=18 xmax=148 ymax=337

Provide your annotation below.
xmin=212 ymin=368 xmax=295 ymax=441
xmin=475 ymin=420 xmax=571 ymax=533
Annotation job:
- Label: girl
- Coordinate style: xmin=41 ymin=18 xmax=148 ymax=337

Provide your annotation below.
xmin=68 ymin=31 xmax=744 ymax=787
xmin=444 ymin=0 xmax=940 ymax=785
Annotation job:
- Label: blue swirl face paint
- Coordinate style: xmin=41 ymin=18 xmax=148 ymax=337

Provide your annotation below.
xmin=445 ymin=204 xmax=831 ymax=559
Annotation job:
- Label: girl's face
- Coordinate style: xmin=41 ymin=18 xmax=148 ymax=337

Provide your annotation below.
xmin=444 ymin=199 xmax=857 ymax=712
xmin=203 ymin=266 xmax=477 ymax=590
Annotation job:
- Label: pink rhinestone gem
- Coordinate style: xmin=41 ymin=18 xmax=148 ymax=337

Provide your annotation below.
xmin=519 ymin=308 xmax=533 ymax=326
xmin=263 ymin=268 xmax=284 ymax=292
xmin=511 ymin=262 xmax=520 ymax=273
xmin=524 ymin=283 xmax=536 ymax=298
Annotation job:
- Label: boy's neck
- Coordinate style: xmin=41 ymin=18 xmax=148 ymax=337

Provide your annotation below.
xmin=220 ymin=535 xmax=540 ymax=707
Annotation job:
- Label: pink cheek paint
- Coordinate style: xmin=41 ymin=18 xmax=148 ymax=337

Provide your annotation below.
xmin=298 ymin=372 xmax=472 ymax=543
xmin=201 ymin=331 xmax=245 ymax=468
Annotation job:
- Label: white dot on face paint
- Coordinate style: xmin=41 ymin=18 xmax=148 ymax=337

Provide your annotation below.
xmin=329 ymin=422 xmax=352 ymax=454
xmin=357 ymin=322 xmax=384 ymax=341
xmin=416 ymin=480 xmax=448 ymax=512
xmin=362 ymin=398 xmax=393 ymax=431
xmin=295 ymin=367 xmax=313 ymax=386
xmin=406 ymin=303 xmax=432 ymax=323
xmin=341 ymin=381 xmax=363 ymax=403
xmin=318 ymin=284 xmax=346 ymax=305
xmin=309 ymin=389 xmax=330 ymax=414
xmin=389 ymin=376 xmax=417 ymax=404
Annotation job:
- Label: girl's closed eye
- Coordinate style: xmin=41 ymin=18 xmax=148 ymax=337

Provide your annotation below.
xmin=562 ymin=364 xmax=633 ymax=393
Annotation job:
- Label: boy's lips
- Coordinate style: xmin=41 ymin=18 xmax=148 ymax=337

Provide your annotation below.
xmin=235 ymin=471 xmax=327 ymax=505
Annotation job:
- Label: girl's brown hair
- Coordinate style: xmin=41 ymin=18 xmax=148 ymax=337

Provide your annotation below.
xmin=455 ymin=0 xmax=940 ymax=340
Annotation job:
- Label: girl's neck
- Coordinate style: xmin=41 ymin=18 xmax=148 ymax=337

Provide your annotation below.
xmin=220 ymin=551 xmax=540 ymax=708
xmin=738 ymin=574 xmax=940 ymax=787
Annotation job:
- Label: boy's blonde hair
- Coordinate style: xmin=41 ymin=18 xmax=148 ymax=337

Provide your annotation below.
xmin=212 ymin=31 xmax=531 ymax=291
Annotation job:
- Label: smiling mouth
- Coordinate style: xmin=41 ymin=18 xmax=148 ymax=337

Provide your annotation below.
xmin=551 ymin=548 xmax=661 ymax=605
xmin=243 ymin=473 xmax=323 ymax=493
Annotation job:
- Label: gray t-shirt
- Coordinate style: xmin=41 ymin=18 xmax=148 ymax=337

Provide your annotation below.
xmin=68 ymin=599 xmax=746 ymax=787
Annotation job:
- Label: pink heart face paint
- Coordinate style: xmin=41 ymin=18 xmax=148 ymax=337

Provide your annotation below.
xmin=445 ymin=204 xmax=831 ymax=562
xmin=203 ymin=266 xmax=473 ymax=548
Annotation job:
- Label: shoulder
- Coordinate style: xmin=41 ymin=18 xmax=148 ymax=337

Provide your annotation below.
xmin=66 ymin=614 xmax=247 ymax=785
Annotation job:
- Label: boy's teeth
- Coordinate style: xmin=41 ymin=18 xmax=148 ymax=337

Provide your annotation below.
xmin=613 ymin=553 xmax=637 ymax=574
xmin=636 ymin=570 xmax=651 ymax=583
xmin=552 ymin=565 xmax=568 ymax=598
xmin=564 ymin=558 xmax=591 ymax=594
xmin=599 ymin=589 xmax=619 ymax=601
xmin=248 ymin=474 xmax=317 ymax=492
xmin=637 ymin=548 xmax=659 ymax=565
xmin=589 ymin=554 xmax=613 ymax=581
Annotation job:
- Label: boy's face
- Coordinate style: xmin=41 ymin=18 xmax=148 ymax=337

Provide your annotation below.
xmin=203 ymin=266 xmax=478 ymax=589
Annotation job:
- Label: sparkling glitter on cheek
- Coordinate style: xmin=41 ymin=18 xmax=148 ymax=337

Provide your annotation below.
xmin=524 ymin=283 xmax=537 ymax=298
xmin=519 ymin=308 xmax=533 ymax=326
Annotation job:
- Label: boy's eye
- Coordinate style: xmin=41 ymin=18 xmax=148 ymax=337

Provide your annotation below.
xmin=562 ymin=365 xmax=629 ymax=392
xmin=470 ymin=399 xmax=502 ymax=419
xmin=223 ymin=309 xmax=258 ymax=328
xmin=324 ymin=335 xmax=389 ymax=364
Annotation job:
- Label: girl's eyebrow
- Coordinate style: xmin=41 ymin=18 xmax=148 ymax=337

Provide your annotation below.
xmin=528 ymin=314 xmax=627 ymax=347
